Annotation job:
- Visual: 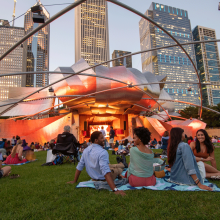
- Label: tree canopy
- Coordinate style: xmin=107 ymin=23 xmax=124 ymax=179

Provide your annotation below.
xmin=179 ymin=104 xmax=220 ymax=128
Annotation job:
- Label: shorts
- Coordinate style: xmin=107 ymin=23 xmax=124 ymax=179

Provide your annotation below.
xmin=0 ymin=170 xmax=3 ymax=179
xmin=109 ymin=138 xmax=114 ymax=144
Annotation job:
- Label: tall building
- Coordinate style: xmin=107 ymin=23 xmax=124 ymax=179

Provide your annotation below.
xmin=193 ymin=26 xmax=220 ymax=106
xmin=75 ymin=0 xmax=110 ymax=67
xmin=22 ymin=1 xmax=50 ymax=87
xmin=112 ymin=50 xmax=132 ymax=68
xmin=0 ymin=19 xmax=24 ymax=101
xmin=139 ymin=2 xmax=199 ymax=111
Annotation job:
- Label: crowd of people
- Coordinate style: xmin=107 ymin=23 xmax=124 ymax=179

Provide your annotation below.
xmin=66 ymin=126 xmax=220 ymax=195
xmin=1 ymin=125 xmax=220 ymax=195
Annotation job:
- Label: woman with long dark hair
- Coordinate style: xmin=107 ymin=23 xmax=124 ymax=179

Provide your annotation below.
xmin=168 ymin=127 xmax=212 ymax=190
xmin=190 ymin=129 xmax=220 ymax=179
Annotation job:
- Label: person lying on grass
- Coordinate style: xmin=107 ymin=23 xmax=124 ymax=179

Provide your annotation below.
xmin=0 ymin=152 xmax=11 ymax=179
xmin=167 ymin=127 xmax=212 ymax=191
xmin=67 ymin=131 xmax=126 ymax=196
xmin=190 ymin=129 xmax=220 ymax=179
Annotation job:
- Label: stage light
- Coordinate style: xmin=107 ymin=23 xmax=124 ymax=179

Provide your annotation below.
xmin=127 ymin=83 xmax=133 ymax=88
xmin=49 ymin=87 xmax=54 ymax=92
xmin=31 ymin=5 xmax=42 ymax=13
xmin=31 ymin=4 xmax=45 ymax=23
xmin=33 ymin=14 xmax=45 ymax=23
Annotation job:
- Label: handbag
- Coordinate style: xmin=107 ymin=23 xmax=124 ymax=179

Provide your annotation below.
xmin=153 ymin=160 xmax=166 ymax=178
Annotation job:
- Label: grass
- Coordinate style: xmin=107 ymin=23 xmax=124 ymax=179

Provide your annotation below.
xmin=1 ymin=149 xmax=220 ymax=220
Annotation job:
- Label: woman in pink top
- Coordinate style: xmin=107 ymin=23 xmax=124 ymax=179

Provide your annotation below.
xmin=4 ymin=140 xmax=27 ymax=164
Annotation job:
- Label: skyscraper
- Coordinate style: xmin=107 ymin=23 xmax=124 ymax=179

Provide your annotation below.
xmin=0 ymin=19 xmax=24 ymax=101
xmin=139 ymin=2 xmax=199 ymax=111
xmin=75 ymin=0 xmax=110 ymax=67
xmin=22 ymin=1 xmax=50 ymax=87
xmin=193 ymin=26 xmax=220 ymax=106
xmin=112 ymin=50 xmax=132 ymax=68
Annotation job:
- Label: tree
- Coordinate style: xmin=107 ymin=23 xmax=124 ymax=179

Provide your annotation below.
xmin=179 ymin=104 xmax=220 ymax=128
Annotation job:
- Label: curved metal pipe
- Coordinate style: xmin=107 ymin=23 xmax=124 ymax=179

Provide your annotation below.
xmin=0 ymin=72 xmax=172 ymax=121
xmin=107 ymin=0 xmax=203 ymax=118
xmin=142 ymin=98 xmax=220 ymax=115
xmin=1 ymin=38 xmax=219 ymax=77
xmin=0 ymin=0 xmax=87 ymax=62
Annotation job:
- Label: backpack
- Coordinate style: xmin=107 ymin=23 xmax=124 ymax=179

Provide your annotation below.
xmin=53 ymin=155 xmax=63 ymax=165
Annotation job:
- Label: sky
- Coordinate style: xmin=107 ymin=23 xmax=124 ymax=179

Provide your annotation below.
xmin=0 ymin=0 xmax=220 ymax=72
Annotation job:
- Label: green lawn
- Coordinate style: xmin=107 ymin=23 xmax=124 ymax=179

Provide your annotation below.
xmin=1 ymin=149 xmax=220 ymax=220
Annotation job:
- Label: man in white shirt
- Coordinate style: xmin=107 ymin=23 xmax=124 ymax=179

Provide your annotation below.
xmin=100 ymin=126 xmax=106 ymax=137
xmin=100 ymin=126 xmax=106 ymax=148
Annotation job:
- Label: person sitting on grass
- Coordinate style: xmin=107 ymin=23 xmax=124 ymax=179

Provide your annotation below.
xmin=167 ymin=127 xmax=212 ymax=191
xmin=0 ymin=152 xmax=11 ymax=179
xmin=126 ymin=127 xmax=163 ymax=187
xmin=4 ymin=140 xmax=27 ymax=165
xmin=67 ymin=131 xmax=126 ymax=196
xmin=190 ymin=129 xmax=220 ymax=179
xmin=155 ymin=141 xmax=162 ymax=149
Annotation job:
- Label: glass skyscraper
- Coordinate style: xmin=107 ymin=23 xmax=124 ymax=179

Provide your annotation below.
xmin=0 ymin=19 xmax=24 ymax=101
xmin=75 ymin=0 xmax=110 ymax=67
xmin=22 ymin=1 xmax=50 ymax=87
xmin=193 ymin=26 xmax=220 ymax=106
xmin=139 ymin=2 xmax=200 ymax=111
xmin=112 ymin=50 xmax=132 ymax=68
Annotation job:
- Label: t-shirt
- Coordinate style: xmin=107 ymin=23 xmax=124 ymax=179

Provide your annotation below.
xmin=0 ymin=153 xmax=3 ymax=161
xmin=109 ymin=129 xmax=115 ymax=139
xmin=100 ymin=129 xmax=106 ymax=137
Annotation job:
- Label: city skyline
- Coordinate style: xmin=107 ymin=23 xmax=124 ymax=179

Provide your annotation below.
xmin=112 ymin=50 xmax=132 ymax=68
xmin=22 ymin=1 xmax=50 ymax=87
xmin=193 ymin=25 xmax=220 ymax=106
xmin=0 ymin=0 xmax=219 ymax=72
xmin=139 ymin=2 xmax=200 ymax=111
xmin=0 ymin=19 xmax=24 ymax=101
xmin=75 ymin=0 xmax=110 ymax=67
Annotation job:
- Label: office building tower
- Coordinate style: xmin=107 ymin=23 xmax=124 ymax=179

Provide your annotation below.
xmin=0 ymin=20 xmax=24 ymax=101
xmin=22 ymin=1 xmax=50 ymax=87
xmin=193 ymin=26 xmax=220 ymax=106
xmin=75 ymin=0 xmax=110 ymax=67
xmin=112 ymin=50 xmax=132 ymax=68
xmin=139 ymin=2 xmax=199 ymax=111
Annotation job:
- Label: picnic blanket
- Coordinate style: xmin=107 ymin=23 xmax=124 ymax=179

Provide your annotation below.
xmin=2 ymin=159 xmax=37 ymax=166
xmin=76 ymin=169 xmax=220 ymax=192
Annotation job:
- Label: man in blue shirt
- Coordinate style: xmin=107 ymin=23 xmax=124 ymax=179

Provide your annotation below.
xmin=67 ymin=131 xmax=125 ymax=196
